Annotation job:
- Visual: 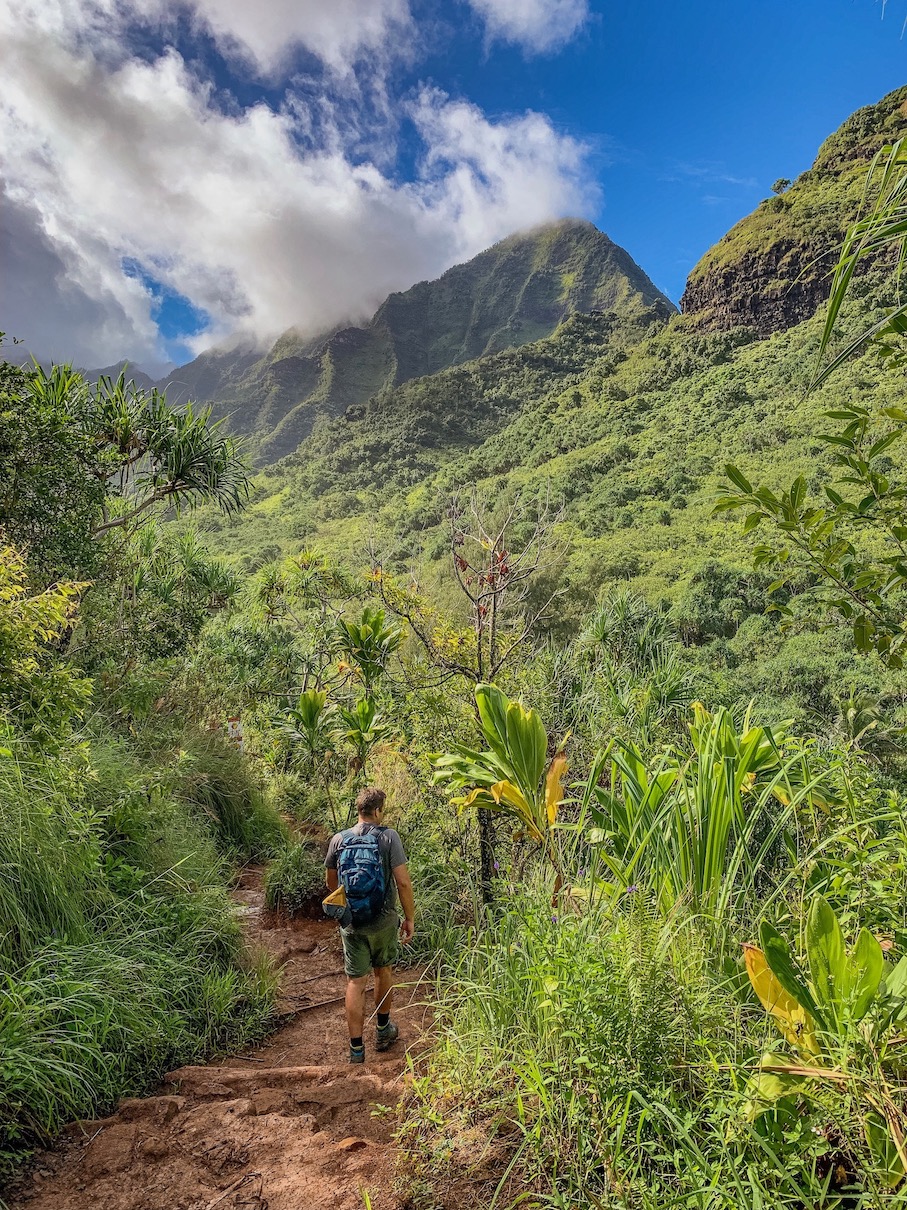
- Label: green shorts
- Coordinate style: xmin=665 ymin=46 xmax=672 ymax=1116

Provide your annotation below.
xmin=340 ymin=913 xmax=399 ymax=979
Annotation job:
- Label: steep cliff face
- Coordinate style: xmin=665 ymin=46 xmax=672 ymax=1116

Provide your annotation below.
xmin=160 ymin=219 xmax=675 ymax=461
xmin=681 ymin=85 xmax=907 ymax=336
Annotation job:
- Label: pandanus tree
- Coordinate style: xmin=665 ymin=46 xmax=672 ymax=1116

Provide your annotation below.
xmin=432 ymin=682 xmax=568 ymax=886
xmin=245 ymin=549 xmax=359 ymax=690
xmin=25 ymin=366 xmax=252 ymax=538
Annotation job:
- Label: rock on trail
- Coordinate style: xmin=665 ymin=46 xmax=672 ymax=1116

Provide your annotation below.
xmin=7 ymin=869 xmax=429 ymax=1210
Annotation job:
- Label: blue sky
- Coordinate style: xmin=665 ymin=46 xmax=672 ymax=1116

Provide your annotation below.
xmin=405 ymin=0 xmax=907 ymax=301
xmin=1 ymin=0 xmax=905 ymax=369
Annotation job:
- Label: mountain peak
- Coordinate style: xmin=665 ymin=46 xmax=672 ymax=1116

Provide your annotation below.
xmin=162 ymin=220 xmax=674 ymax=461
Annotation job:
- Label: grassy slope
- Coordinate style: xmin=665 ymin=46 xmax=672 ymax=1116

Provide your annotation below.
xmin=205 ymin=281 xmax=897 ymax=623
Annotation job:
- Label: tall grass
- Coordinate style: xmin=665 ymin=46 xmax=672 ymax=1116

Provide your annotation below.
xmin=1 ymin=907 xmax=277 ymax=1153
xmin=175 ymin=732 xmax=287 ymax=860
xmin=0 ymin=746 xmax=99 ymax=969
xmin=401 ymin=880 xmax=904 ymax=1207
xmin=0 ymin=729 xmax=278 ymax=1169
xmin=400 ymin=884 xmax=734 ymax=1207
xmin=264 ymin=841 xmax=325 ymax=914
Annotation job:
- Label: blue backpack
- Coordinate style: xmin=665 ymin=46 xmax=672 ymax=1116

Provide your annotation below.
xmin=336 ymin=826 xmax=387 ymax=926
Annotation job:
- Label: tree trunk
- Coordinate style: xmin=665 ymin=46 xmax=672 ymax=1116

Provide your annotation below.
xmin=478 ymin=806 xmax=496 ymax=910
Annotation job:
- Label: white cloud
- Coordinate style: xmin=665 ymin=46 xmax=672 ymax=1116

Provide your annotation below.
xmin=466 ymin=0 xmax=589 ymax=52
xmin=0 ymin=0 xmax=595 ymax=368
xmin=8 ymin=0 xmax=413 ymax=76
xmin=187 ymin=0 xmax=413 ymax=75
xmin=413 ymin=89 xmax=594 ymax=250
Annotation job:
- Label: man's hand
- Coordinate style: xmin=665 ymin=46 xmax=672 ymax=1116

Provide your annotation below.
xmin=400 ymin=917 xmax=415 ymax=945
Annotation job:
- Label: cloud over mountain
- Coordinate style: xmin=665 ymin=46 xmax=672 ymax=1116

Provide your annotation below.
xmin=0 ymin=0 xmax=596 ymax=368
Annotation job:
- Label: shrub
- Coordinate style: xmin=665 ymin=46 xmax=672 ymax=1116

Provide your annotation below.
xmin=176 ymin=734 xmax=287 ymax=861
xmin=264 ymin=842 xmax=325 ymax=916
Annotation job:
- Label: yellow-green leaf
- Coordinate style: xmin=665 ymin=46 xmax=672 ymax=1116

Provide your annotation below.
xmin=545 ymin=753 xmax=568 ymax=827
xmin=744 ymin=944 xmax=819 ymax=1054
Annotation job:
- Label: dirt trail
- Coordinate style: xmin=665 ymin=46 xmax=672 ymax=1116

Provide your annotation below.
xmin=7 ymin=869 xmax=430 ymax=1210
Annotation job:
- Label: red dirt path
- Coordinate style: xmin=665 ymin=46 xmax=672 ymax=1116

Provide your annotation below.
xmin=6 ymin=869 xmax=430 ymax=1210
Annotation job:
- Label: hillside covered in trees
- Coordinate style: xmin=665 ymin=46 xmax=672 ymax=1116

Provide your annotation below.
xmin=6 ymin=79 xmax=907 ymax=1210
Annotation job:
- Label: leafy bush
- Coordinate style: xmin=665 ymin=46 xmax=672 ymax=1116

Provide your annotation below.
xmin=176 ymin=733 xmax=287 ymax=861
xmin=264 ymin=842 xmax=325 ymax=915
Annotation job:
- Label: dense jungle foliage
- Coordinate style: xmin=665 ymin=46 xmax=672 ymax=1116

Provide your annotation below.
xmin=6 ymin=83 xmax=907 ymax=1210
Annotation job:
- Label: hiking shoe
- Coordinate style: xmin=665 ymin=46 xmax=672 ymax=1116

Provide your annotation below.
xmin=349 ymin=1042 xmax=365 ymax=1064
xmin=375 ymin=1021 xmax=399 ymax=1052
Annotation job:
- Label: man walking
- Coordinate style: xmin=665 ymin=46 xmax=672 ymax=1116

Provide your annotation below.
xmin=325 ymin=787 xmax=416 ymax=1063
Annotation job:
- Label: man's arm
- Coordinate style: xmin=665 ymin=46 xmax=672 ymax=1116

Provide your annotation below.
xmin=326 ymin=868 xmax=339 ymax=892
xmin=393 ymin=863 xmax=415 ymax=943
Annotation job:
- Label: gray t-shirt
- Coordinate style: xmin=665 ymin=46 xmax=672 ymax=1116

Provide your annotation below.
xmin=325 ymin=822 xmax=407 ymax=929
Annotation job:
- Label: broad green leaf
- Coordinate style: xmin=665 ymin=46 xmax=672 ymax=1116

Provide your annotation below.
xmin=885 ymin=955 xmax=907 ymax=999
xmin=725 ymin=464 xmax=753 ymax=494
xmin=806 ymin=895 xmax=847 ymax=1015
xmin=475 ymin=682 xmax=511 ymax=762
xmin=745 ymin=943 xmax=819 ymax=1054
xmin=848 ymin=927 xmax=884 ymax=1021
xmin=760 ymin=921 xmax=823 ymax=1028
xmin=504 ymin=700 xmax=546 ymax=792
xmin=854 ymin=616 xmax=876 ymax=652
xmin=741 ymin=1051 xmax=805 ymax=1122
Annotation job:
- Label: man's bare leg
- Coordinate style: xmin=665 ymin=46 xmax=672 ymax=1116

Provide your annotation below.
xmin=345 ymin=974 xmax=369 ymax=1039
xmin=374 ymin=965 xmax=394 ymax=1018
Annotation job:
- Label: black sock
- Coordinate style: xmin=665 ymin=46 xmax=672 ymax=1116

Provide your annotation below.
xmin=377 ymin=1012 xmax=390 ymax=1029
xmin=350 ymin=1036 xmax=363 ymax=1048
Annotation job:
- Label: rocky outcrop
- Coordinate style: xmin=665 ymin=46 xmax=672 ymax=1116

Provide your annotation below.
xmin=681 ymin=85 xmax=907 ymax=337
xmin=680 ymin=236 xmax=836 ymax=337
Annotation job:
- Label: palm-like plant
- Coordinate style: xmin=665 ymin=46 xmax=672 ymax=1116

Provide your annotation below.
xmin=335 ymin=606 xmax=402 ymax=690
xmin=339 ymin=696 xmax=394 ymax=785
xmin=25 ymin=367 xmax=252 ymax=536
xmin=283 ymin=688 xmax=342 ymax=826
xmin=432 ymin=683 xmax=567 ymax=876
xmin=589 ymin=703 xmax=837 ymax=922
xmin=285 ymin=689 xmax=340 ymax=762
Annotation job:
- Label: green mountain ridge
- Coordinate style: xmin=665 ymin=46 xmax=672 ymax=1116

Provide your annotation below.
xmin=203 ymin=84 xmax=907 ymax=643
xmin=681 ymin=85 xmax=907 ymax=334
xmin=160 ymin=219 xmax=675 ymax=460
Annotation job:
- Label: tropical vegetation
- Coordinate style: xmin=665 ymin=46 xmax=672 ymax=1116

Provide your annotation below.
xmin=5 ymin=82 xmax=907 ymax=1210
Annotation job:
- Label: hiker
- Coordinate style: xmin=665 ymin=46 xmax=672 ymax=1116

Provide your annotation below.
xmin=324 ymin=786 xmax=416 ymax=1064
